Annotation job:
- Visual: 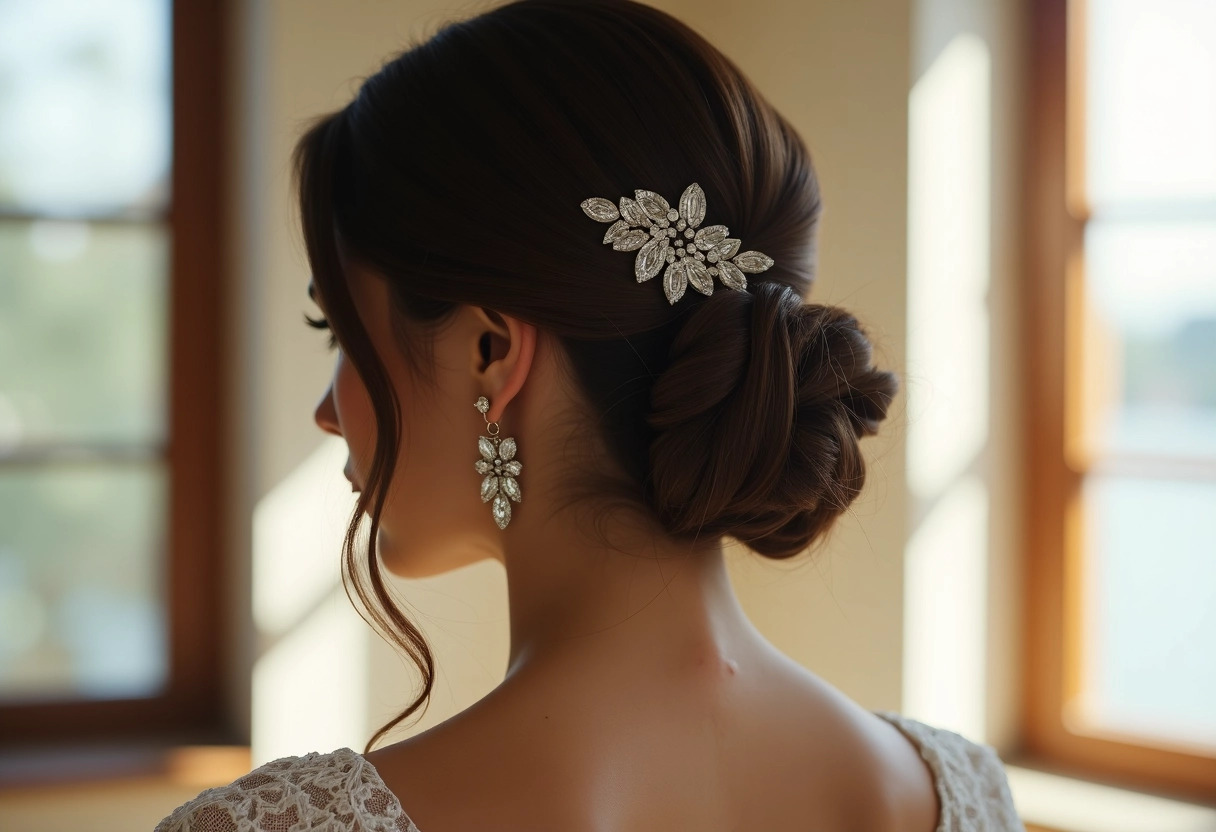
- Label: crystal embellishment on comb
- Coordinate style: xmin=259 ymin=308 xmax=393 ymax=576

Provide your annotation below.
xmin=580 ymin=182 xmax=774 ymax=305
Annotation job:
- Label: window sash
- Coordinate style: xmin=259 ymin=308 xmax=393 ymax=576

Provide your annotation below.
xmin=0 ymin=0 xmax=230 ymax=746
xmin=1022 ymin=0 xmax=1216 ymax=802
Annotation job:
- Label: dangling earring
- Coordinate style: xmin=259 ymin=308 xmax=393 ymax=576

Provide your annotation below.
xmin=473 ymin=396 xmax=522 ymax=529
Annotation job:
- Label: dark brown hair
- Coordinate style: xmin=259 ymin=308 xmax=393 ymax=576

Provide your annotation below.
xmin=293 ymin=0 xmax=897 ymax=752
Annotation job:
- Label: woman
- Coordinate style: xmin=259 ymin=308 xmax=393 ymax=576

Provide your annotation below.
xmin=158 ymin=0 xmax=1023 ymax=829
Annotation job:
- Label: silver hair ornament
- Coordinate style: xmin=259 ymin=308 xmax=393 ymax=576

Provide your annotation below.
xmin=580 ymin=182 xmax=775 ymax=305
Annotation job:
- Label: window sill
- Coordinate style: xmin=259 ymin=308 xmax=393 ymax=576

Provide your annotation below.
xmin=0 ymin=743 xmax=250 ymax=790
xmin=1005 ymin=764 xmax=1216 ymax=832
xmin=0 ymin=744 xmax=251 ymax=831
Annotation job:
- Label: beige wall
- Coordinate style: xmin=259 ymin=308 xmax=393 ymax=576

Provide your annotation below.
xmin=223 ymin=0 xmax=1022 ymax=760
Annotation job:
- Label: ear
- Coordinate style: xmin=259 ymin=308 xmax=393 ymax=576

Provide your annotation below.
xmin=470 ymin=306 xmax=537 ymax=424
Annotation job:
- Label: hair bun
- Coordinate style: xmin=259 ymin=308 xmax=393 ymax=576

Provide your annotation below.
xmin=646 ymin=281 xmax=898 ymax=558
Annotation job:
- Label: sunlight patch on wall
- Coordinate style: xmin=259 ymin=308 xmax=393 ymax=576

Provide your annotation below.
xmin=905 ymin=475 xmax=989 ymax=735
xmin=904 ymin=32 xmax=992 ymax=740
xmin=251 ymin=436 xmax=369 ymax=763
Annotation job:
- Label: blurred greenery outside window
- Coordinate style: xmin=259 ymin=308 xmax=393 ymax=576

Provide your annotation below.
xmin=0 ymin=0 xmax=172 ymax=706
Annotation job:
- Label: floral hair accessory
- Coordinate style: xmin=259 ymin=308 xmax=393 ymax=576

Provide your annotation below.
xmin=580 ymin=182 xmax=774 ymax=305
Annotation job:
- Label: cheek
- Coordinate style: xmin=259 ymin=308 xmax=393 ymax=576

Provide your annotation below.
xmin=377 ymin=374 xmax=491 ymax=576
xmin=332 ymin=353 xmax=375 ymax=460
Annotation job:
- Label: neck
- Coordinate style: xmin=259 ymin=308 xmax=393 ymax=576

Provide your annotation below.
xmin=488 ymin=338 xmax=772 ymax=695
xmin=496 ymin=508 xmax=766 ymax=689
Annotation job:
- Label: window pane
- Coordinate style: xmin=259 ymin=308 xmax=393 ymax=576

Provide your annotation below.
xmin=1081 ymin=219 xmax=1216 ymax=459
xmin=1076 ymin=475 xmax=1216 ymax=751
xmin=0 ymin=219 xmax=169 ymax=447
xmin=0 ymin=463 xmax=167 ymax=701
xmin=1086 ymin=0 xmax=1216 ymax=207
xmin=0 ymin=0 xmax=171 ymax=216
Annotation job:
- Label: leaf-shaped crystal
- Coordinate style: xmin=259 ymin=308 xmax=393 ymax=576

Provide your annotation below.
xmin=478 ymin=436 xmax=496 ymax=461
xmin=619 ymin=196 xmax=651 ymax=227
xmin=717 ymin=260 xmax=748 ymax=290
xmin=678 ymin=183 xmax=706 ymax=229
xmin=603 ymin=219 xmax=631 ymax=245
xmin=480 ymin=474 xmax=500 ymax=502
xmin=577 ymin=184 xmax=774 ymax=303
xmin=732 ymin=251 xmax=774 ymax=273
xmin=580 ymin=197 xmax=619 ymax=222
xmin=503 ymin=460 xmax=522 ymax=476
xmin=612 ymin=230 xmax=649 ymax=251
xmin=499 ymin=436 xmax=517 ymax=461
xmin=663 ymin=260 xmax=688 ymax=305
xmin=687 ymin=260 xmax=714 ymax=296
xmin=492 ymin=494 xmax=511 ymax=529
xmin=694 ymin=225 xmax=728 ymax=250
xmin=474 ymin=459 xmax=493 ymax=475
xmin=712 ymin=238 xmax=741 ymax=260
xmin=501 ymin=475 xmax=522 ymax=502
xmin=634 ymin=189 xmax=671 ymax=223
xmin=635 ymin=236 xmax=667 ymax=282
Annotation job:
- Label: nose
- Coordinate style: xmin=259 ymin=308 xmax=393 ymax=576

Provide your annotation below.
xmin=314 ymin=382 xmax=342 ymax=437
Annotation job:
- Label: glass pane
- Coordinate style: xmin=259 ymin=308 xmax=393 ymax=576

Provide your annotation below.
xmin=0 ymin=219 xmax=169 ymax=447
xmin=0 ymin=0 xmax=171 ymax=216
xmin=0 ymin=463 xmax=167 ymax=702
xmin=1086 ymin=0 xmax=1216 ymax=207
xmin=1081 ymin=219 xmax=1216 ymax=459
xmin=1076 ymin=475 xmax=1216 ymax=751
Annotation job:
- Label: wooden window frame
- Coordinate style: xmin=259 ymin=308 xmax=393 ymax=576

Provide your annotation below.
xmin=0 ymin=0 xmax=231 ymax=748
xmin=1022 ymin=0 xmax=1216 ymax=803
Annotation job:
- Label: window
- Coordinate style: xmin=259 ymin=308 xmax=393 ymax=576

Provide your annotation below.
xmin=1024 ymin=0 xmax=1216 ymax=801
xmin=0 ymin=0 xmax=228 ymax=745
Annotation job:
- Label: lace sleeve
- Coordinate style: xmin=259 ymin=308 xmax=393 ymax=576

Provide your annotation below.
xmin=154 ymin=748 xmax=421 ymax=832
xmin=873 ymin=710 xmax=1025 ymax=831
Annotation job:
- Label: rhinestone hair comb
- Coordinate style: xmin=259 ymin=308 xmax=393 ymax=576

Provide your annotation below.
xmin=580 ymin=182 xmax=774 ymax=305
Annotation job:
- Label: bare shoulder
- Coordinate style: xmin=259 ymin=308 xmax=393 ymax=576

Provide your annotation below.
xmin=365 ymin=663 xmax=944 ymax=832
xmin=846 ymin=708 xmax=942 ymax=832
xmin=775 ymin=666 xmax=940 ymax=832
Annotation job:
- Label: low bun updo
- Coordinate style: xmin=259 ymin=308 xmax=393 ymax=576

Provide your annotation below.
xmin=293 ymin=0 xmax=899 ymax=748
xmin=647 ymin=282 xmax=897 ymax=559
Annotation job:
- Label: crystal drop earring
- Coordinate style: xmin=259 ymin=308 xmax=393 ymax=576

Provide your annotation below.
xmin=473 ymin=396 xmax=522 ymax=529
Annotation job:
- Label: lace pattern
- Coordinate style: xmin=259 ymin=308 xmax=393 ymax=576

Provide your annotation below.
xmin=153 ymin=748 xmax=421 ymax=832
xmin=157 ymin=712 xmax=1022 ymax=832
xmin=873 ymin=710 xmax=1024 ymax=831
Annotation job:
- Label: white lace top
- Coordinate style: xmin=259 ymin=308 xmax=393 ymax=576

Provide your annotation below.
xmin=155 ymin=710 xmax=1023 ymax=831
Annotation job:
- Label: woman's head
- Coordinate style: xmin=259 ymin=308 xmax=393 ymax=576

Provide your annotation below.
xmin=294 ymin=0 xmax=896 ymax=748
